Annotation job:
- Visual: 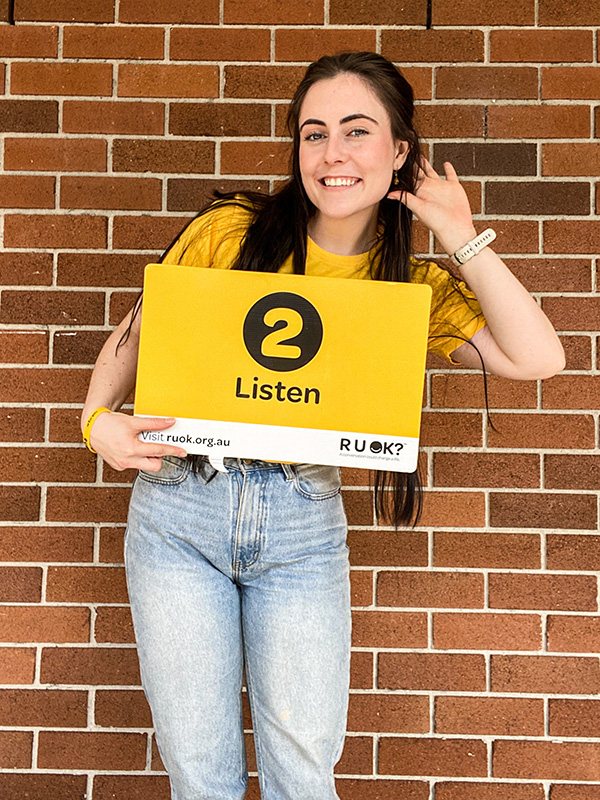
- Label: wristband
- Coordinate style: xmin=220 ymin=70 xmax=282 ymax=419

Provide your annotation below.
xmin=449 ymin=228 xmax=496 ymax=267
xmin=82 ymin=407 xmax=112 ymax=454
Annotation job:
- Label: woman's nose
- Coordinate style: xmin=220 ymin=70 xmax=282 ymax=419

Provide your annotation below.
xmin=323 ymin=135 xmax=346 ymax=164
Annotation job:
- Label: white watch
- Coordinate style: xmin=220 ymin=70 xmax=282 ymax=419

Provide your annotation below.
xmin=449 ymin=228 xmax=496 ymax=267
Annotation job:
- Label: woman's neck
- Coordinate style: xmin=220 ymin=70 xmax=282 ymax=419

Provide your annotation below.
xmin=308 ymin=208 xmax=378 ymax=256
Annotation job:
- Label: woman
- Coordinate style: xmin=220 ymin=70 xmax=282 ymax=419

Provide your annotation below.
xmin=81 ymin=53 xmax=564 ymax=800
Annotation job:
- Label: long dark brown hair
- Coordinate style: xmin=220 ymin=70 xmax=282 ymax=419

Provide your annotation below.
xmin=119 ymin=52 xmax=484 ymax=527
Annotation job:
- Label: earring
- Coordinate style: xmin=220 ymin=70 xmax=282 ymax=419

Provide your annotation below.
xmin=393 ymin=169 xmax=400 ymax=186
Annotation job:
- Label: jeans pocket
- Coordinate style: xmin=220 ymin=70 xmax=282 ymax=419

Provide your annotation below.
xmin=138 ymin=455 xmax=191 ymax=485
xmin=292 ymin=464 xmax=342 ymax=500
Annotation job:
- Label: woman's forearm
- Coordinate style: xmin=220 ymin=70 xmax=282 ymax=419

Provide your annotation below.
xmin=80 ymin=310 xmax=140 ymax=432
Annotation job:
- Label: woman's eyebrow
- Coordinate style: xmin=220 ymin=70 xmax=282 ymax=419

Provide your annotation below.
xmin=299 ymin=113 xmax=379 ymax=130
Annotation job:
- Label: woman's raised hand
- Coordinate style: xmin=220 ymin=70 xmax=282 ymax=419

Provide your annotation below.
xmin=388 ymin=157 xmax=478 ymax=255
xmin=88 ymin=411 xmax=187 ymax=472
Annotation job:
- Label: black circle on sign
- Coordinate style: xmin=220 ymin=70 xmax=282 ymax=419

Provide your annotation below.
xmin=243 ymin=292 xmax=323 ymax=372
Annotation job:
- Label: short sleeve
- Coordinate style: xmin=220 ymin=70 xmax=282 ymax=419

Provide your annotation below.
xmin=161 ymin=200 xmax=254 ymax=269
xmin=411 ymin=259 xmax=487 ymax=364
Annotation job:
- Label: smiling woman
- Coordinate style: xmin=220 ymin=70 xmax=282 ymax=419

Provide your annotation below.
xmin=80 ymin=52 xmax=565 ymax=800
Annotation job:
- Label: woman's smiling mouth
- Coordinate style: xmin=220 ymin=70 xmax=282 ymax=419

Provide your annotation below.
xmin=320 ymin=177 xmax=362 ymax=187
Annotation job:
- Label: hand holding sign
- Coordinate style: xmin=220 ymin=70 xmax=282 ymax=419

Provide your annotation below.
xmin=91 ymin=411 xmax=187 ymax=472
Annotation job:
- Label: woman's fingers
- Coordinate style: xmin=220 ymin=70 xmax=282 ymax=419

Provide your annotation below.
xmin=131 ymin=415 xmax=176 ymax=431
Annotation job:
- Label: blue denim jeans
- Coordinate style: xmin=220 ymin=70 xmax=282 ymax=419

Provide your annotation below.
xmin=125 ymin=457 xmax=351 ymax=800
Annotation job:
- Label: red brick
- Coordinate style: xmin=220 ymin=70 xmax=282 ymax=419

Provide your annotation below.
xmin=434 ymin=453 xmax=540 ymax=489
xmin=38 ymin=731 xmax=146 ymax=770
xmin=490 ymin=573 xmax=596 ymax=612
xmin=350 ymin=651 xmax=372 ymax=691
xmin=47 ymin=566 xmax=128 ymax=603
xmin=95 ymin=689 xmax=152 ymax=728
xmin=16 ymin=0 xmax=115 ymax=22
xmin=549 ymin=68 xmax=600 ymax=99
xmin=432 ymin=0 xmax=534 ymax=24
xmin=0 ymin=649 xmax=36 ymax=684
xmin=379 ymin=735 xmax=487 ymax=777
xmin=379 ymin=652 xmax=485 ymax=692
xmin=0 ymin=486 xmax=40 ymax=521
xmin=225 ymin=65 xmax=305 ymax=99
xmin=275 ymin=28 xmax=377 ymax=62
xmin=221 ymin=141 xmax=291 ymax=175
xmin=93 ymin=774 xmax=171 ymax=800
xmin=113 ymin=136 xmax=214 ymax=173
xmin=505 ymin=258 xmax=592 ymax=293
xmin=435 ymin=219 xmax=539 ymax=254
xmin=383 ymin=29 xmax=484 ymax=63
xmin=434 ymin=142 xmax=537 ymax=176
xmin=420 ymin=411 xmax=483 ymax=447
xmin=491 ymin=654 xmax=600 ymax=694
xmin=11 ymin=62 xmax=112 ymax=96
xmin=436 ymin=67 xmax=537 ymax=100
xmin=543 ymin=375 xmax=600 ymax=410
xmin=0 ymin=330 xmax=48 ymax=363
xmin=343 ymin=489 xmax=373 ymax=527
xmin=49 ymin=408 xmax=82 ymax=442
xmin=487 ymin=413 xmax=595 ymax=449
xmin=418 ymin=491 xmax=485 ymax=528
xmin=547 ymin=533 xmax=600 ymax=570
xmin=348 ymin=694 xmax=428 ymax=734
xmin=547 ymin=616 xmax=600 ymax=654
xmin=46 ymin=487 xmax=130 ymax=523
xmin=436 ymin=696 xmax=543 ymax=735
xmin=436 ymin=784 xmax=543 ymax=800
xmin=0 ymin=447 xmax=94 ymax=482
xmin=0 ymin=689 xmax=87 ymax=727
xmin=108 ymin=291 xmax=139 ymax=325
xmin=111 ymin=216 xmax=192 ymax=250
xmin=0 ymin=606 xmax=89 ymax=643
xmin=546 ymin=220 xmax=600 ymax=255
xmin=119 ymin=0 xmax=219 ymax=23
xmin=434 ymin=612 xmax=542 ymax=651
xmin=348 ymin=530 xmax=427 ymax=567
xmin=95 ymin=606 xmax=135 ymax=643
xmin=490 ymin=492 xmax=597 ymax=531
xmin=377 ymin=571 xmax=483 ymax=609
xmin=0 ymin=774 xmax=87 ymax=800
xmin=0 ymin=731 xmax=32 ymax=767
xmin=225 ymin=0 xmax=323 ymax=23
xmin=0 ymin=368 xmax=90 ymax=403
xmin=400 ymin=67 xmax=433 ymax=101
xmin=543 ymin=143 xmax=600 ymax=176
xmin=61 ymin=176 xmax=162 ymax=211
xmin=0 ymin=99 xmax=58 ymax=132
xmin=431 ymin=374 xmax=537 ymax=410
xmin=0 ymin=408 xmax=45 ymax=442
xmin=58 ymin=252 xmax=150 ymax=287
xmin=494 ymin=739 xmax=600 ymax=781
xmin=40 ymin=647 xmax=140 ymax=685
xmin=490 ymin=30 xmax=594 ymax=63
xmin=167 ymin=178 xmax=268 ymax=212
xmin=171 ymin=27 xmax=270 ymax=61
xmin=53 ymin=330 xmax=110 ymax=365
xmin=350 ymin=571 xmax=371 ymax=607
xmin=1 ymin=175 xmax=55 ymax=209
xmin=0 ymin=25 xmax=58 ymax=57
xmin=0 ymin=290 xmax=104 ymax=325
xmin=4 ymin=215 xmax=107 ymax=249
xmin=99 ymin=527 xmax=126 ymax=564
xmin=539 ymin=0 xmax=600 ymax=25
xmin=550 ymin=698 xmax=600 ymax=738
xmin=63 ymin=100 xmax=163 ymax=135
xmin=63 ymin=25 xmax=163 ymax=59
xmin=0 ymin=526 xmax=93 ymax=562
xmin=4 ymin=137 xmax=106 ymax=172
xmin=352 ymin=611 xmax=427 ymax=648
xmin=0 ymin=567 xmax=41 ymax=602
xmin=0 ymin=252 xmax=53 ymax=285
xmin=490 ymin=106 xmax=589 ymax=140
xmin=415 ymin=104 xmax=485 ymax=138
xmin=434 ymin=532 xmax=540 ymax=569
xmin=560 ymin=335 xmax=592 ymax=370
xmin=170 ymin=102 xmax=269 ymax=138
xmin=118 ymin=64 xmax=218 ymax=98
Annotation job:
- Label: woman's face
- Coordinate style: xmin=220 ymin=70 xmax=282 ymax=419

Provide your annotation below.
xmin=298 ymin=73 xmax=408 ymax=230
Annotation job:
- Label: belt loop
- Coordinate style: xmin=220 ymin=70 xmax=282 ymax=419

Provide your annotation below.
xmin=281 ymin=463 xmax=295 ymax=482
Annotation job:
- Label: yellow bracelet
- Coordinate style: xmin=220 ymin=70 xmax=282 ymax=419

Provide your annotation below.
xmin=82 ymin=407 xmax=112 ymax=454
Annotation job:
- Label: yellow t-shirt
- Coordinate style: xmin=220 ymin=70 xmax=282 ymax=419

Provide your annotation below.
xmin=163 ymin=200 xmax=487 ymax=364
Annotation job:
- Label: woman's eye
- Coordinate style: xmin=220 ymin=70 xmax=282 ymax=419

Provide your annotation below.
xmin=304 ymin=131 xmax=325 ymax=142
xmin=348 ymin=128 xmax=368 ymax=137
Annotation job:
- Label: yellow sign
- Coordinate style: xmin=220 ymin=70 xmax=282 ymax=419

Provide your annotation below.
xmin=134 ymin=264 xmax=431 ymax=471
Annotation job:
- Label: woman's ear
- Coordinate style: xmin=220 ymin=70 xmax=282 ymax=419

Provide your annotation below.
xmin=394 ymin=141 xmax=409 ymax=171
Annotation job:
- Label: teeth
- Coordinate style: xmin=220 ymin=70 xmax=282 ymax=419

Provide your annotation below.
xmin=323 ymin=178 xmax=359 ymax=187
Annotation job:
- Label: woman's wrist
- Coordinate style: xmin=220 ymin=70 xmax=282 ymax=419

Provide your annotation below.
xmin=437 ymin=225 xmax=478 ymax=257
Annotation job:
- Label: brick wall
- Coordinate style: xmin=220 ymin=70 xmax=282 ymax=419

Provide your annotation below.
xmin=1 ymin=0 xmax=599 ymax=798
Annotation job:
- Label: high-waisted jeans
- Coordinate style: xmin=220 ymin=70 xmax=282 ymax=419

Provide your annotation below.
xmin=124 ymin=456 xmax=351 ymax=800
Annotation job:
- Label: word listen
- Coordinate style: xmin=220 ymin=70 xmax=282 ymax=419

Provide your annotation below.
xmin=235 ymin=376 xmax=321 ymax=405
